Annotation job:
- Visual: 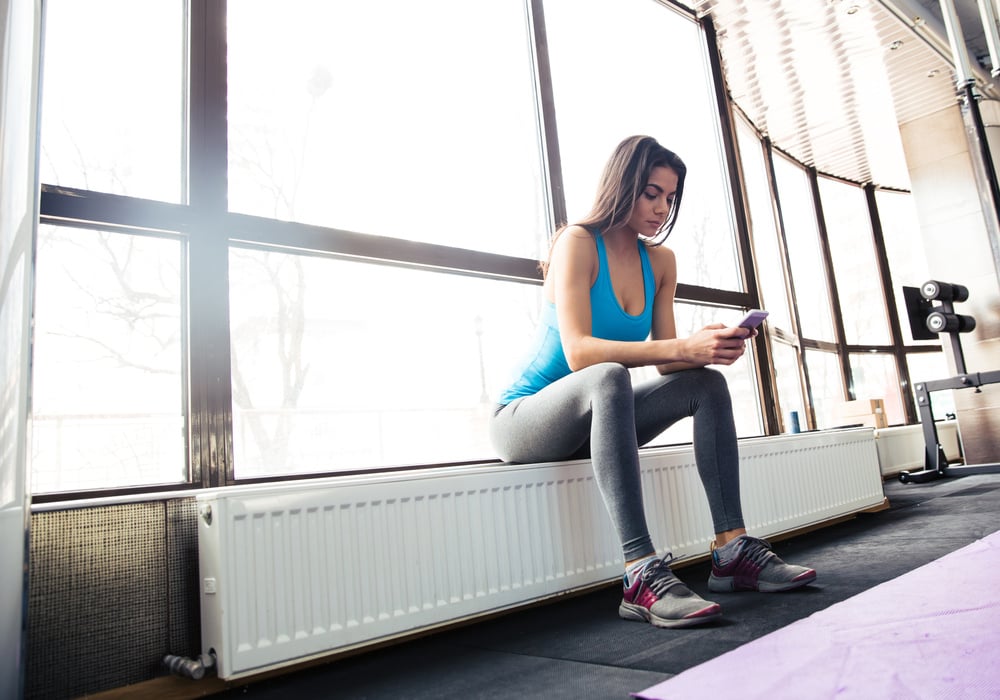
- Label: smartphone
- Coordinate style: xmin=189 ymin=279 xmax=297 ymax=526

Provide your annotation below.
xmin=737 ymin=309 xmax=769 ymax=330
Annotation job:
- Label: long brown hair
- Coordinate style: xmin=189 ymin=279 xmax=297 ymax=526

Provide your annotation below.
xmin=542 ymin=135 xmax=687 ymax=275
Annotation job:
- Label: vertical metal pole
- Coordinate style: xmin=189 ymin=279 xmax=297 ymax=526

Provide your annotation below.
xmin=974 ymin=2 xmax=1000 ymax=287
xmin=962 ymin=82 xmax=1000 ymax=252
xmin=940 ymin=0 xmax=975 ymax=86
xmin=941 ymin=0 xmax=1000 ymax=284
xmin=978 ymin=0 xmax=1000 ymax=75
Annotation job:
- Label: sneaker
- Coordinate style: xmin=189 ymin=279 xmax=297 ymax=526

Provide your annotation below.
xmin=708 ymin=535 xmax=816 ymax=593
xmin=619 ymin=556 xmax=722 ymax=628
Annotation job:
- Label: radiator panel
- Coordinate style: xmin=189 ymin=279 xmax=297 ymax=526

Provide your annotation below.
xmin=199 ymin=429 xmax=884 ymax=679
xmin=874 ymin=421 xmax=962 ymax=476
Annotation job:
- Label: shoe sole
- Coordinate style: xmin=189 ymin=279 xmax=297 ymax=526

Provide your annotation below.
xmin=707 ymin=568 xmax=817 ymax=593
xmin=618 ymin=601 xmax=722 ymax=628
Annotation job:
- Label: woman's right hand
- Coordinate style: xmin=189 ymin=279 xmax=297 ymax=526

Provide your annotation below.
xmin=682 ymin=324 xmax=752 ymax=366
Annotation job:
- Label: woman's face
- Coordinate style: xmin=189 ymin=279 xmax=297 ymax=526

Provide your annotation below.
xmin=625 ymin=166 xmax=678 ymax=238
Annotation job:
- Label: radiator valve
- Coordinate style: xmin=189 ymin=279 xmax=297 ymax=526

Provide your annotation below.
xmin=163 ymin=653 xmax=214 ymax=680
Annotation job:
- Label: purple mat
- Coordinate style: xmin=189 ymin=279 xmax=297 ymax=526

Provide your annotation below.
xmin=636 ymin=530 xmax=1000 ymax=700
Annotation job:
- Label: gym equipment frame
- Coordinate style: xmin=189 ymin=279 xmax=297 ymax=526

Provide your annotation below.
xmin=899 ymin=280 xmax=1000 ymax=484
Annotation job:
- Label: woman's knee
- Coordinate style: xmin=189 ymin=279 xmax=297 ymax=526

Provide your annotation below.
xmin=693 ymin=366 xmax=726 ymax=387
xmin=581 ymin=362 xmax=632 ymax=395
xmin=692 ymin=367 xmax=733 ymax=405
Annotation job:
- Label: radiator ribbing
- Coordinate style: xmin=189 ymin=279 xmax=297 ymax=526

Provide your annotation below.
xmin=198 ymin=429 xmax=885 ymax=679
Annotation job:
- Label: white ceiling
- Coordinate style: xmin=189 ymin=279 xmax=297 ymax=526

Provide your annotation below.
xmin=679 ymin=0 xmax=1000 ymax=189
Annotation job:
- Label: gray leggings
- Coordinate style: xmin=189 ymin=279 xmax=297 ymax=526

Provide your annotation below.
xmin=490 ymin=363 xmax=745 ymax=561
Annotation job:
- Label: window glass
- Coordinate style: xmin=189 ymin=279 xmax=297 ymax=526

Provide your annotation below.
xmin=876 ymin=190 xmax=938 ymax=345
xmin=804 ymin=348 xmax=844 ymax=429
xmin=31 ymin=225 xmax=186 ymax=493
xmin=227 ymin=1 xmax=548 ymax=260
xmin=632 ymin=303 xmax=764 ymax=447
xmin=849 ymin=352 xmax=903 ymax=425
xmin=907 ymin=352 xmax=956 ymax=421
xmin=772 ymin=340 xmax=805 ymax=432
xmin=820 ymin=178 xmax=891 ymax=345
xmin=735 ymin=117 xmax=791 ymax=330
xmin=229 ymin=247 xmax=542 ymax=477
xmin=772 ymin=155 xmax=835 ymax=341
xmin=544 ymin=0 xmax=741 ymax=291
xmin=39 ymin=0 xmax=184 ymax=201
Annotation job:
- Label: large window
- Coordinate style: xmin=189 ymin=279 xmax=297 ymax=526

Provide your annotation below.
xmin=771 ymin=340 xmax=805 ymax=431
xmin=31 ymin=225 xmax=185 ymax=493
xmin=229 ymin=248 xmax=541 ymax=477
xmin=849 ymin=352 xmax=903 ymax=425
xmin=805 ymin=348 xmax=844 ymax=429
xmin=772 ymin=155 xmax=836 ymax=342
xmin=39 ymin=0 xmax=184 ymax=202
xmin=907 ymin=352 xmax=956 ymax=420
xmin=820 ymin=177 xmax=891 ymax=345
xmin=736 ymin=117 xmax=792 ymax=332
xmin=227 ymin=0 xmax=548 ymax=260
xmin=877 ymin=189 xmax=939 ymax=345
xmin=33 ymin=0 xmax=938 ymax=497
xmin=544 ymin=0 xmax=742 ymax=292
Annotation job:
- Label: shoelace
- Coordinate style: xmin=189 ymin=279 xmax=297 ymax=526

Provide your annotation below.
xmin=640 ymin=556 xmax=688 ymax=596
xmin=737 ymin=536 xmax=777 ymax=568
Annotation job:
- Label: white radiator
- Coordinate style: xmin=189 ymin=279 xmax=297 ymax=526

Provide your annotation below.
xmin=873 ymin=421 xmax=962 ymax=476
xmin=197 ymin=429 xmax=885 ymax=679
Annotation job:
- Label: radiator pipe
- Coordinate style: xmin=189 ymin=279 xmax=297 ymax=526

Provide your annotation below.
xmin=163 ymin=653 xmax=215 ymax=680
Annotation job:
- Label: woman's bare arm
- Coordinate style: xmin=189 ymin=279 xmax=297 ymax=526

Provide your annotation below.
xmin=647 ymin=246 xmax=750 ymax=374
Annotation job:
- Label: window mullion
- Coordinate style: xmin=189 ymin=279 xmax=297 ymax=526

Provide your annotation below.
xmin=527 ymin=0 xmax=565 ymax=235
xmin=765 ymin=139 xmax=812 ymax=430
xmin=704 ymin=17 xmax=779 ymax=434
xmin=866 ymin=184 xmax=917 ymax=424
xmin=188 ymin=0 xmax=233 ymax=488
xmin=808 ymin=167 xmax=851 ymax=401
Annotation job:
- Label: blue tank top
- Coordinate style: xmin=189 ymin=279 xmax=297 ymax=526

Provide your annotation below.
xmin=498 ymin=235 xmax=655 ymax=404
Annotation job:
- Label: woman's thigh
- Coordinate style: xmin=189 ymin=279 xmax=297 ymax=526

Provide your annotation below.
xmin=490 ymin=362 xmax=633 ymax=463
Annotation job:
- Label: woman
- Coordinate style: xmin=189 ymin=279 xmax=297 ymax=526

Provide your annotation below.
xmin=490 ymin=135 xmax=815 ymax=629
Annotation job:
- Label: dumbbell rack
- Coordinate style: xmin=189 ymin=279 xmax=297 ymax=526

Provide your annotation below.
xmin=899 ymin=282 xmax=1000 ymax=483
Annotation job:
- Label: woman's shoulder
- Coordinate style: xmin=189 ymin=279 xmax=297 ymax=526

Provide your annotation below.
xmin=552 ymin=225 xmax=598 ymax=259
xmin=645 ymin=243 xmax=677 ymax=287
xmin=645 ymin=242 xmax=676 ymax=268
xmin=547 ymin=225 xmax=599 ymax=287
xmin=559 ymin=224 xmax=596 ymax=244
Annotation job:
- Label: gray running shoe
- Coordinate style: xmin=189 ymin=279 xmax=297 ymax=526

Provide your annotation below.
xmin=708 ymin=535 xmax=816 ymax=593
xmin=619 ymin=556 xmax=722 ymax=628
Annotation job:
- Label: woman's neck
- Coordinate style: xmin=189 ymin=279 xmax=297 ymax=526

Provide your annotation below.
xmin=602 ymin=226 xmax=638 ymax=254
